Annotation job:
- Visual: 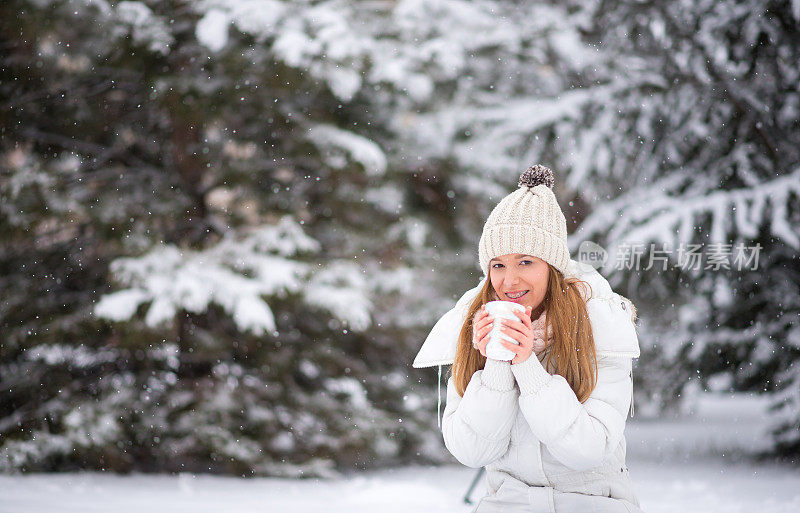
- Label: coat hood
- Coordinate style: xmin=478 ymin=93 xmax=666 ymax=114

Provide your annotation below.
xmin=412 ymin=259 xmax=640 ymax=369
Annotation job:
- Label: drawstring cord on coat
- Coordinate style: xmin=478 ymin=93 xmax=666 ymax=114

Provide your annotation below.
xmin=437 ymin=364 xmax=443 ymax=428
xmin=630 ymin=368 xmax=635 ymax=418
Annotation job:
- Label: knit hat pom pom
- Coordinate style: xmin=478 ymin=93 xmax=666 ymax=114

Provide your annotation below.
xmin=518 ymin=165 xmax=555 ymax=189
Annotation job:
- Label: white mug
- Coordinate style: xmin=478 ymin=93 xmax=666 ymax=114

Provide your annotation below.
xmin=484 ymin=300 xmax=526 ymax=361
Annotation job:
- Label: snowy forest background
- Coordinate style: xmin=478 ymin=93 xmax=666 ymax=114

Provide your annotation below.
xmin=1 ymin=0 xmax=799 ymax=478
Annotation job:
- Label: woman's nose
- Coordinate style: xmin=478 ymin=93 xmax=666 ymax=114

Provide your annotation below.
xmin=504 ymin=271 xmax=520 ymax=286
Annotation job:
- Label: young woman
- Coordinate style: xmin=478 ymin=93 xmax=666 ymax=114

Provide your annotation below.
xmin=437 ymin=165 xmax=644 ymax=512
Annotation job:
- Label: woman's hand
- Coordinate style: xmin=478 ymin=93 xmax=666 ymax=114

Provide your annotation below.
xmin=471 ymin=306 xmax=494 ymax=357
xmin=500 ymin=306 xmax=537 ymax=365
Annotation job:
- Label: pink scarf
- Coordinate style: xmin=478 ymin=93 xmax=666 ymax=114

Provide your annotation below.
xmin=531 ymin=309 xmax=554 ymax=354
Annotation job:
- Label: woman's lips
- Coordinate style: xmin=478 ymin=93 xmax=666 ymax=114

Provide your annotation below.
xmin=505 ymin=290 xmax=529 ymax=301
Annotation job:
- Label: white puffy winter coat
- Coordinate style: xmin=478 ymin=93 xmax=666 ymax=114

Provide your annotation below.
xmin=413 ymin=260 xmax=644 ymax=513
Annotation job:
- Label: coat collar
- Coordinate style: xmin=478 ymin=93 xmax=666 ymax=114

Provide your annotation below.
xmin=412 ymin=260 xmax=640 ymax=369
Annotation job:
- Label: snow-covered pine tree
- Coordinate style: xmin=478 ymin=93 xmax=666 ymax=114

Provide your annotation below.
xmin=566 ymin=0 xmax=800 ymax=456
xmin=0 ymin=0 xmax=462 ymax=474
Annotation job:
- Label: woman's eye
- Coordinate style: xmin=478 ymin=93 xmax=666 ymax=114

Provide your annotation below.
xmin=520 ymin=260 xmax=532 ymax=265
xmin=491 ymin=263 xmax=504 ymax=269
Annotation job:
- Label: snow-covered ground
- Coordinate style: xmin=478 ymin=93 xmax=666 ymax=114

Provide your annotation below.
xmin=2 ymin=392 xmax=799 ymax=513
xmin=2 ymin=460 xmax=799 ymax=513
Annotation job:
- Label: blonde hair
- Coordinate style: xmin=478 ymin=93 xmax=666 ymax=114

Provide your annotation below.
xmin=452 ymin=265 xmax=598 ymax=402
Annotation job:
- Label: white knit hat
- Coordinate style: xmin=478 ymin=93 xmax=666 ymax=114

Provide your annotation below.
xmin=478 ymin=165 xmax=570 ymax=277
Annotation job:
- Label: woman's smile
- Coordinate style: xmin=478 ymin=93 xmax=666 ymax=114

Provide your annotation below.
xmin=504 ymin=290 xmax=529 ymax=300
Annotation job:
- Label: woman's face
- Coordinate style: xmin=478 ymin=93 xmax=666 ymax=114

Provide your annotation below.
xmin=489 ymin=253 xmax=549 ymax=311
